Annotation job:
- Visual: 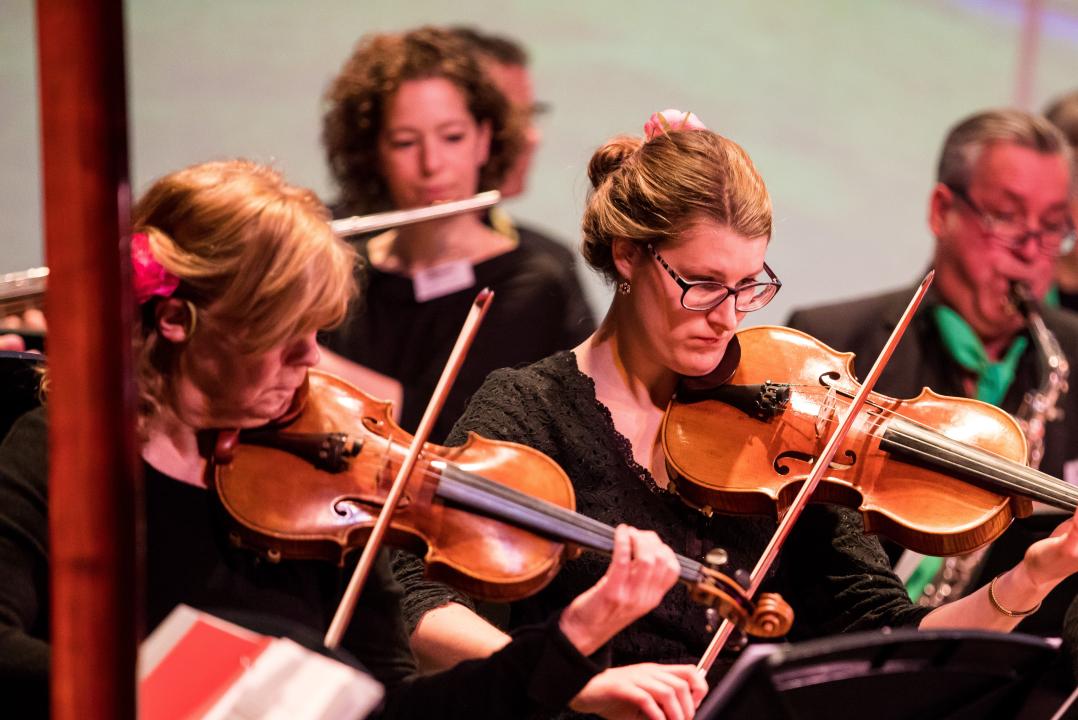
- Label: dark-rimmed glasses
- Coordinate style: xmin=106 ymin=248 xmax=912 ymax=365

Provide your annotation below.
xmin=647 ymin=243 xmax=781 ymax=312
xmin=945 ymin=183 xmax=1076 ymax=257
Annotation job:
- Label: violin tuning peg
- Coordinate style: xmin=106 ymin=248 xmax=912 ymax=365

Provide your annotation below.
xmin=705 ymin=548 xmax=728 ymax=570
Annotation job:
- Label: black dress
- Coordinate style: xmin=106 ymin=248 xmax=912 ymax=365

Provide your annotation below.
xmin=322 ymin=225 xmax=595 ymax=444
xmin=395 ymin=352 xmax=930 ymax=675
xmin=0 ymin=408 xmax=603 ymax=719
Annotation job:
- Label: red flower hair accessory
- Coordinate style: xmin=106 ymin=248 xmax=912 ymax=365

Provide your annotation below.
xmin=131 ymin=232 xmax=180 ymax=304
xmin=643 ymin=109 xmax=707 ymax=141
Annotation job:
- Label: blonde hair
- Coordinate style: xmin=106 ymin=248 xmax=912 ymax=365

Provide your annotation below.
xmin=131 ymin=159 xmax=358 ymax=421
xmin=581 ymin=129 xmax=772 ymax=284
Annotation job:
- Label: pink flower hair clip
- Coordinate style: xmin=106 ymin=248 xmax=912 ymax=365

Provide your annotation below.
xmin=643 ymin=108 xmax=708 ymax=142
xmin=131 ymin=231 xmax=180 ymax=305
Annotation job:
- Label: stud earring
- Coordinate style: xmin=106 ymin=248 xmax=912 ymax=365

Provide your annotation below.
xmin=618 ymin=280 xmax=631 ymax=296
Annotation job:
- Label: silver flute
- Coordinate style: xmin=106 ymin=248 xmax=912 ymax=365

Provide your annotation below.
xmin=330 ymin=191 xmax=501 ymax=238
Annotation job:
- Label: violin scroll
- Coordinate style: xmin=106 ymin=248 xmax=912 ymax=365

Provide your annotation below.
xmin=689 ymin=565 xmax=792 ymax=639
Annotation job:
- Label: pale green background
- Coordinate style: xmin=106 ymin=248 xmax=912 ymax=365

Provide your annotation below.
xmin=4 ymin=0 xmax=1078 ymax=325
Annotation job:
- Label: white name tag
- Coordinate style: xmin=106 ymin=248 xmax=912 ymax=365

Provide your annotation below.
xmin=412 ymin=259 xmax=476 ymax=303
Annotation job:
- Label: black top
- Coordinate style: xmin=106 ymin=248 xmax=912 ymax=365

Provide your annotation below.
xmin=395 ymin=352 xmax=930 ymax=680
xmin=0 ymin=408 xmax=603 ymax=719
xmin=323 ymin=224 xmax=596 ymax=443
xmin=787 ymin=285 xmax=1078 ymax=635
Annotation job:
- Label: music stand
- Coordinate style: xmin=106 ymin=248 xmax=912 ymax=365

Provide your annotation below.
xmin=700 ymin=629 xmax=1068 ymax=720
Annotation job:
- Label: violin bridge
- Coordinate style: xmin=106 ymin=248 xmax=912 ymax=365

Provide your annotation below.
xmin=815 ymin=386 xmax=838 ymax=439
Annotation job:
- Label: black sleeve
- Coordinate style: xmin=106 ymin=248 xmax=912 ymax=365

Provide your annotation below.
xmin=339 ymin=551 xmax=419 ymax=688
xmin=774 ymin=504 xmax=931 ymax=640
xmin=443 ymin=367 xmax=562 ymax=453
xmin=376 ymin=615 xmax=604 ymax=719
xmin=0 ymin=408 xmax=50 ymax=718
xmin=391 ymin=549 xmax=477 ymax=636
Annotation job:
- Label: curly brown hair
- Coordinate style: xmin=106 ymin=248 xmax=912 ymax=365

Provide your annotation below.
xmin=322 ymin=27 xmax=522 ymax=215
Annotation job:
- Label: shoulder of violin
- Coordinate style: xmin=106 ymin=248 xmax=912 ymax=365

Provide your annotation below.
xmin=734 ymin=325 xmax=859 ymax=383
xmin=306 ymin=368 xmax=395 ymax=413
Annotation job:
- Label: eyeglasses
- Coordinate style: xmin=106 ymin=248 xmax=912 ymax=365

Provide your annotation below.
xmin=647 ymin=243 xmax=781 ymax=312
xmin=945 ymin=184 xmax=1076 ymax=257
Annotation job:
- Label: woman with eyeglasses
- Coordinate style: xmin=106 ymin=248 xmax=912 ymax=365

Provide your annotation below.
xmin=399 ymin=111 xmax=1078 ymax=716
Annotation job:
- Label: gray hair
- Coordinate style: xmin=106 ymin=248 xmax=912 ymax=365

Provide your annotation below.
xmin=936 ymin=108 xmax=1072 ymax=191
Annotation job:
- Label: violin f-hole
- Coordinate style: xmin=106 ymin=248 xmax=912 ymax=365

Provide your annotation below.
xmin=773 ymin=448 xmax=857 ymax=476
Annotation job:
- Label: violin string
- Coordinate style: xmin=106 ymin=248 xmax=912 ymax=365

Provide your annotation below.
xmin=781 ymin=387 xmax=1078 ymax=507
xmin=437 ymin=464 xmax=708 ymax=578
xmin=342 ymin=452 xmax=707 ymax=579
xmin=788 ymin=389 xmax=1078 ymax=506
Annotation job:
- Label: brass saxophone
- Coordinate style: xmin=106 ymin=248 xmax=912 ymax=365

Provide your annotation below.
xmin=1009 ymin=281 xmax=1070 ymax=470
xmin=908 ymin=282 xmax=1069 ymax=608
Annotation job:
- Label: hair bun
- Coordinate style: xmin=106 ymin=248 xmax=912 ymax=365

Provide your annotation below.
xmin=587 ymin=135 xmax=643 ymax=189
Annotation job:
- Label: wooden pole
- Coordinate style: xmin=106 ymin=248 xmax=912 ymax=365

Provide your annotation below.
xmin=1013 ymin=0 xmax=1043 ymax=110
xmin=37 ymin=0 xmax=139 ymax=717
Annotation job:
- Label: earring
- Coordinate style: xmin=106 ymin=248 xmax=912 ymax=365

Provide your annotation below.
xmin=618 ymin=280 xmax=631 ymax=296
xmin=182 ymin=299 xmax=198 ymax=339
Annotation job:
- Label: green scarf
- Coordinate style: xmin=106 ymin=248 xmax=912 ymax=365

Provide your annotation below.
xmin=931 ymin=304 xmax=1028 ymax=406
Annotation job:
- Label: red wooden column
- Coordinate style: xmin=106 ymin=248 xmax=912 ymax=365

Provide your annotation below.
xmin=37 ymin=0 xmax=140 ymax=717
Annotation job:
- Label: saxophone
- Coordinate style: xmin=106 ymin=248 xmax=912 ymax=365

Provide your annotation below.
xmin=1009 ymin=281 xmax=1070 ymax=470
xmin=910 ymin=282 xmax=1069 ymax=608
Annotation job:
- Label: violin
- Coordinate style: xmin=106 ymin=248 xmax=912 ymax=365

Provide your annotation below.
xmin=663 ymin=325 xmax=1078 ymax=558
xmin=208 ymin=369 xmax=793 ymax=639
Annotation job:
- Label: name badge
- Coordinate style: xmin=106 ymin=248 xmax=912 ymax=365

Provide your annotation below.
xmin=412 ymin=259 xmax=476 ymax=303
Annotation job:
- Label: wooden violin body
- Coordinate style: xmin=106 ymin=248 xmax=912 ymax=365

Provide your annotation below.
xmin=663 ymin=326 xmax=1044 ymax=557
xmin=213 ymin=371 xmax=574 ymax=602
xmin=211 ymin=370 xmax=794 ymax=638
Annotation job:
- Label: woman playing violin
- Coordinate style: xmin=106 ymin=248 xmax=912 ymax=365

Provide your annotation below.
xmin=319 ymin=27 xmax=594 ymax=442
xmin=400 ymin=111 xmax=1078 ymax=689
xmin=0 ymin=159 xmax=706 ymax=719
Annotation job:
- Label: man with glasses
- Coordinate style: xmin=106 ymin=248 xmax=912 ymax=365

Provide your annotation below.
xmin=787 ymin=108 xmax=1078 ymax=635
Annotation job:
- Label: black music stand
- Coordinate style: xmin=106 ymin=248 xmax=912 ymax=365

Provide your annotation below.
xmin=700 ymin=629 xmax=1071 ymax=720
xmin=1 ymin=351 xmax=45 ymax=441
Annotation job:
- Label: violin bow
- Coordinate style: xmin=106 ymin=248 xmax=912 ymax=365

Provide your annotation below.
xmin=697 ymin=270 xmax=935 ymax=672
xmin=324 ymin=288 xmax=494 ymax=648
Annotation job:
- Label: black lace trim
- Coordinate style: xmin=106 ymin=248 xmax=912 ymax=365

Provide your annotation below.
xmin=556 ymin=351 xmax=675 ymax=499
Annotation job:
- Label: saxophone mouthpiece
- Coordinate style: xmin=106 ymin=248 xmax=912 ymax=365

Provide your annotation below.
xmin=1008 ymin=280 xmax=1034 ymax=318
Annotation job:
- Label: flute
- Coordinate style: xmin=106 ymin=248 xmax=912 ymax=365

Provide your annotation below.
xmin=331 ymin=191 xmax=501 ymax=238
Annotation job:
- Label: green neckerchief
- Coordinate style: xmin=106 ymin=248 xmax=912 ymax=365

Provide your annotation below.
xmin=931 ymin=304 xmax=1028 ymax=406
xmin=1045 ymin=284 xmax=1061 ymax=309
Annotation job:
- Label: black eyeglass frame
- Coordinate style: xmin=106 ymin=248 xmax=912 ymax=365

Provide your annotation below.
xmin=944 ymin=183 xmax=1077 ymax=257
xmin=646 ymin=243 xmax=782 ymax=312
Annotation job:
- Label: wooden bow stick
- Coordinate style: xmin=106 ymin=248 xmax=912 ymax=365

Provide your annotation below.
xmin=697 ymin=271 xmax=935 ymax=672
xmin=324 ymin=288 xmax=494 ymax=648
